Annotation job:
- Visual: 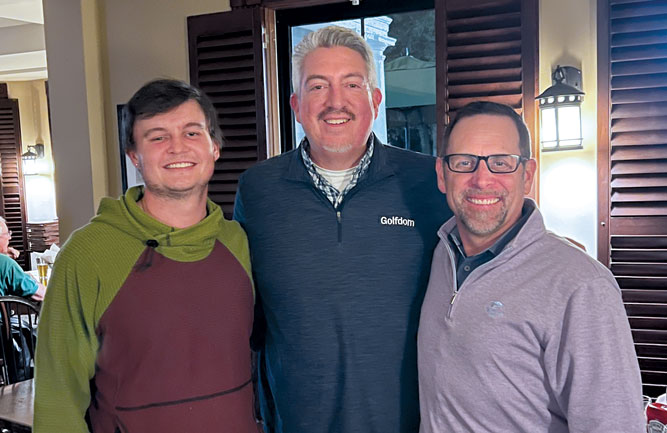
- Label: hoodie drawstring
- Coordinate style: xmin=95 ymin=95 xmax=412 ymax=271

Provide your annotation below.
xmin=134 ymin=239 xmax=159 ymax=272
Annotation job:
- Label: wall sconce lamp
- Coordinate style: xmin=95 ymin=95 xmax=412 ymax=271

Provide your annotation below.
xmin=536 ymin=66 xmax=585 ymax=151
xmin=22 ymin=143 xmax=45 ymax=176
xmin=21 ymin=143 xmax=45 ymax=161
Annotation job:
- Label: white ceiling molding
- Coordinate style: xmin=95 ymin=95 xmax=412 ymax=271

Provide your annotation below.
xmin=0 ymin=0 xmax=46 ymax=81
xmin=0 ymin=0 xmax=44 ymax=25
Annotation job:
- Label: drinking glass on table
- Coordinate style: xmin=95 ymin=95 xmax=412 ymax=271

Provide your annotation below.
xmin=36 ymin=257 xmax=48 ymax=285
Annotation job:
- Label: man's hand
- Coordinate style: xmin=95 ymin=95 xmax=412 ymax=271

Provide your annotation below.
xmin=6 ymin=247 xmax=20 ymax=259
xmin=31 ymin=282 xmax=47 ymax=301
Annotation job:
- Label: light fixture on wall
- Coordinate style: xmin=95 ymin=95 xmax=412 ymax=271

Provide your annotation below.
xmin=536 ymin=65 xmax=584 ymax=151
xmin=21 ymin=143 xmax=45 ymax=161
xmin=22 ymin=143 xmax=45 ymax=176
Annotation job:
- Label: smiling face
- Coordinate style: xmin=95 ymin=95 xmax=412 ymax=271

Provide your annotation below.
xmin=290 ymin=46 xmax=382 ymax=169
xmin=128 ymin=99 xmax=220 ymax=201
xmin=436 ymin=114 xmax=536 ymax=255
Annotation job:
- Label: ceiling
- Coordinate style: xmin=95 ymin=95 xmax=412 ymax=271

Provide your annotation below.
xmin=0 ymin=0 xmax=46 ymax=81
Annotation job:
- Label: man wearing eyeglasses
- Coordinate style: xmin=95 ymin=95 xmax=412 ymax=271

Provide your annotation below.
xmin=0 ymin=216 xmax=46 ymax=301
xmin=418 ymin=101 xmax=645 ymax=433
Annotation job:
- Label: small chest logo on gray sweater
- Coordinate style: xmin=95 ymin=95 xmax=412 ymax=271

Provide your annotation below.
xmin=380 ymin=216 xmax=415 ymax=227
xmin=487 ymin=301 xmax=505 ymax=318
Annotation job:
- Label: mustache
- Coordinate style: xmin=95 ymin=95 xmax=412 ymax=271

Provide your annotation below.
xmin=318 ymin=107 xmax=356 ymax=121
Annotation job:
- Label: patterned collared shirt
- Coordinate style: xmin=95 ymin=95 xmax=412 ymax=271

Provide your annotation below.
xmin=300 ymin=134 xmax=375 ymax=209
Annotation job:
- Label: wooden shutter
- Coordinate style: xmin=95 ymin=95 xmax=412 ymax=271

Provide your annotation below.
xmin=438 ymin=0 xmax=538 ymax=150
xmin=0 ymin=89 xmax=29 ymax=269
xmin=188 ymin=8 xmax=267 ymax=217
xmin=598 ymin=0 xmax=667 ymax=397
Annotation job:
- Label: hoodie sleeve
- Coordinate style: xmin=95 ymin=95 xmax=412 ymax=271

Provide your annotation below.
xmin=34 ymin=237 xmax=101 ymax=433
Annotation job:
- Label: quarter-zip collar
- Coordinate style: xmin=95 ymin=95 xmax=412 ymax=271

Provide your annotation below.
xmin=300 ymin=134 xmax=374 ymax=208
xmin=438 ymin=199 xmax=545 ymax=318
xmin=447 ymin=202 xmax=535 ymax=287
xmin=284 ymin=134 xmax=396 ymax=187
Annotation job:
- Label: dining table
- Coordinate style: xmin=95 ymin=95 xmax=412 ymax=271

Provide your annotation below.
xmin=0 ymin=379 xmax=33 ymax=432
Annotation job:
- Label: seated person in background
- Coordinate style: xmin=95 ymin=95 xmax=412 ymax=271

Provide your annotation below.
xmin=0 ymin=217 xmax=45 ymax=301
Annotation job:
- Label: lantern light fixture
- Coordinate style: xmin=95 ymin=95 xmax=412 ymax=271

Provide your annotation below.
xmin=21 ymin=143 xmax=45 ymax=161
xmin=537 ymin=66 xmax=585 ymax=151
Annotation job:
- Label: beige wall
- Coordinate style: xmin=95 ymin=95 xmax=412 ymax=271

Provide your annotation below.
xmin=43 ymin=0 xmax=230 ymax=238
xmin=538 ymin=0 xmax=598 ymax=255
xmin=7 ymin=80 xmax=52 ymax=163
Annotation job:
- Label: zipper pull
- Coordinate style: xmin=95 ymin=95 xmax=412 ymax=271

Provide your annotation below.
xmin=450 ymin=291 xmax=458 ymax=305
xmin=336 ymin=210 xmax=342 ymax=243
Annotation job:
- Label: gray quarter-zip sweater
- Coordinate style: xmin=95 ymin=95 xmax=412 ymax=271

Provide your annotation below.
xmin=418 ymin=199 xmax=645 ymax=433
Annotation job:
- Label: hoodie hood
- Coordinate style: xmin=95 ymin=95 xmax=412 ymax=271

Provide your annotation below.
xmin=91 ymin=186 xmax=224 ymax=263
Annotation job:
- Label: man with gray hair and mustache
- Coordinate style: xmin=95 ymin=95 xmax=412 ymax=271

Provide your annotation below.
xmin=234 ymin=26 xmax=451 ymax=433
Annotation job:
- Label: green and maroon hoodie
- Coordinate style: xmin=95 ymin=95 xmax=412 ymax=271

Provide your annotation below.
xmin=34 ymin=186 xmax=259 ymax=433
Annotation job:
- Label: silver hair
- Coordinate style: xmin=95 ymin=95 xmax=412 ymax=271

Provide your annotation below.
xmin=291 ymin=25 xmax=378 ymax=95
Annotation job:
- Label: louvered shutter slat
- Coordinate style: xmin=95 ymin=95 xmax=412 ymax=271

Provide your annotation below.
xmin=612 ymin=58 xmax=667 ymax=76
xmin=611 ymin=115 xmax=667 ymax=132
xmin=612 ymin=13 xmax=667 ymax=33
xmin=612 ymin=175 xmax=667 ymax=188
xmin=612 ymin=73 xmax=667 ymax=89
xmin=612 ymin=3 xmax=667 ymax=18
xmin=612 ymin=146 xmax=667 ymax=160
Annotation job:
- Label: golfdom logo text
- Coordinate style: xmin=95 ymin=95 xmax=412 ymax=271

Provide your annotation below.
xmin=380 ymin=216 xmax=415 ymax=227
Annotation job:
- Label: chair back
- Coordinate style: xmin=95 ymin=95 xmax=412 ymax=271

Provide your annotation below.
xmin=0 ymin=296 xmax=40 ymax=385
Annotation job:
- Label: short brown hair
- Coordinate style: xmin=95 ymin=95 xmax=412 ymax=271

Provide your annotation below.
xmin=439 ymin=101 xmax=531 ymax=159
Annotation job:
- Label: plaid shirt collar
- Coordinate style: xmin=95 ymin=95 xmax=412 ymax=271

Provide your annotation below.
xmin=300 ymin=134 xmax=375 ymax=208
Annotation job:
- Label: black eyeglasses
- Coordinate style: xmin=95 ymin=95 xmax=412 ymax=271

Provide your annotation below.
xmin=443 ymin=154 xmax=527 ymax=174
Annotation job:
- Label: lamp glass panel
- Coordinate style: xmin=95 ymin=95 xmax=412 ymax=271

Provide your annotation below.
xmin=557 ymin=105 xmax=582 ymax=141
xmin=540 ymin=107 xmax=557 ymax=144
xmin=23 ymin=159 xmax=38 ymax=175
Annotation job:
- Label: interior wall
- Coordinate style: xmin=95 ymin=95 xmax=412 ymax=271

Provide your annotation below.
xmin=538 ymin=0 xmax=598 ymax=256
xmin=103 ymin=0 xmax=231 ymax=198
xmin=7 ymin=80 xmax=52 ymax=162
